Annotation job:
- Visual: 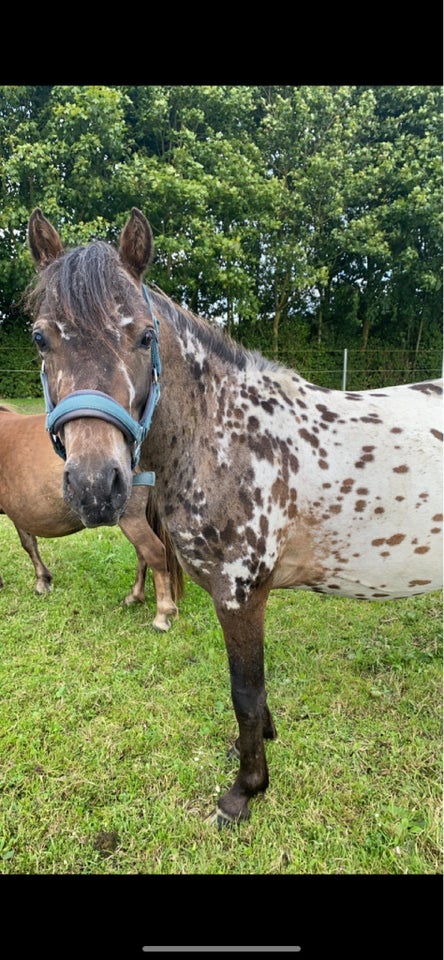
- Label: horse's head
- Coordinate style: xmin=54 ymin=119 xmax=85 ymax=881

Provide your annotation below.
xmin=27 ymin=207 xmax=157 ymax=527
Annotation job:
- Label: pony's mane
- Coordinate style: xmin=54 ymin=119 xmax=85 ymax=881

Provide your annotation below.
xmin=149 ymin=284 xmax=284 ymax=376
xmin=25 ymin=238 xmax=289 ymax=378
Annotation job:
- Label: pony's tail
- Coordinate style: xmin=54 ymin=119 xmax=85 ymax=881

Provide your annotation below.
xmin=145 ymin=492 xmax=185 ymax=603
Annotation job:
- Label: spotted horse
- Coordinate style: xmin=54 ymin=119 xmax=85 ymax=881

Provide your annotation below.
xmin=26 ymin=207 xmax=443 ymax=826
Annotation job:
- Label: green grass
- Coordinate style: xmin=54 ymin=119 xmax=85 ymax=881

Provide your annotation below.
xmin=0 ymin=397 xmax=45 ymax=414
xmin=0 ymin=511 xmax=441 ymax=875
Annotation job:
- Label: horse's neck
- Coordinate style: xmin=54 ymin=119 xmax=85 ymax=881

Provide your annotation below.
xmin=145 ymin=320 xmax=239 ymax=469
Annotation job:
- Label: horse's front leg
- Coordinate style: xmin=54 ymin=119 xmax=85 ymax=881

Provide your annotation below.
xmin=212 ymin=585 xmax=277 ymax=825
xmin=118 ymin=494 xmax=178 ymax=632
xmin=15 ymin=526 xmax=53 ymax=594
xmin=123 ymin=548 xmax=148 ymax=605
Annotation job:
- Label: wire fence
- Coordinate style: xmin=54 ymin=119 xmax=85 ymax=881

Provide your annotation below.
xmin=0 ymin=345 xmax=442 ymax=397
xmin=260 ymin=346 xmax=443 ymax=390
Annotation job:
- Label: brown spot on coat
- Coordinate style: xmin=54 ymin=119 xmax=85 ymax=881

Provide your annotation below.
xmin=340 ymin=478 xmax=355 ymax=493
xmin=248 ymin=434 xmax=274 ymax=464
xmin=271 ymin=477 xmax=288 ymax=509
xmin=315 ymin=404 xmax=339 ymax=422
xmin=372 ymin=534 xmax=406 ymax=547
xmin=299 ymin=428 xmax=319 ymax=448
xmin=409 ymin=382 xmax=442 ymax=395
xmin=220 ymin=518 xmax=235 ymax=542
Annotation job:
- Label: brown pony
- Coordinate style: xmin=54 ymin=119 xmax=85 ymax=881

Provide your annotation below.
xmin=0 ymin=405 xmax=183 ymax=631
xmin=26 ymin=207 xmax=443 ymax=825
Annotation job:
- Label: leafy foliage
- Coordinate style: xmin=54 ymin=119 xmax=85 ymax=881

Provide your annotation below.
xmin=0 ymin=85 xmax=442 ymax=395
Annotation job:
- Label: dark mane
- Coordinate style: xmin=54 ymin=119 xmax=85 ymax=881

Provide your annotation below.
xmin=25 ymin=235 xmax=287 ymax=377
xmin=25 ymin=242 xmax=144 ymax=337
xmin=149 ymin=285 xmax=284 ymax=375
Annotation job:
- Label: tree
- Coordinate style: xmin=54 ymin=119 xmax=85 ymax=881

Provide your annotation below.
xmin=0 ymin=85 xmax=441 ymax=397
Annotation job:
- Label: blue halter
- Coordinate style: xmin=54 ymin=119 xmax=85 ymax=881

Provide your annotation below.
xmin=40 ymin=284 xmax=161 ymax=486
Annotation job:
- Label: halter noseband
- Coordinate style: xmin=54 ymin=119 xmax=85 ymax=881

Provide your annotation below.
xmin=40 ymin=285 xmax=161 ymax=486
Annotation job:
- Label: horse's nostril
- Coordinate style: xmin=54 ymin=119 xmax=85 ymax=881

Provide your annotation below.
xmin=111 ymin=467 xmax=120 ymax=492
xmin=63 ymin=470 xmax=73 ymax=500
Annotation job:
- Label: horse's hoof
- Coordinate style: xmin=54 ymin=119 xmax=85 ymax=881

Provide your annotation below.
xmin=152 ymin=618 xmax=171 ymax=632
xmin=205 ymin=807 xmax=238 ymax=829
xmin=122 ymin=594 xmax=144 ymax=606
xmin=205 ymin=803 xmax=250 ymax=828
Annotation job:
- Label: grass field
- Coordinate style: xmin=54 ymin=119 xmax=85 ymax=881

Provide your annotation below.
xmin=0 ymin=397 xmax=45 ymax=414
xmin=0 ymin=503 xmax=442 ymax=875
xmin=0 ymin=396 xmax=442 ymax=876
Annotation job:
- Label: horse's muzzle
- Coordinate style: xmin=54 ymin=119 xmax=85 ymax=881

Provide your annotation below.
xmin=63 ymin=459 xmax=131 ymax=527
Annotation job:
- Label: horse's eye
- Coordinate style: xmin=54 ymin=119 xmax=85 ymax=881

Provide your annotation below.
xmin=140 ymin=329 xmax=154 ymax=350
xmin=32 ymin=330 xmax=48 ymax=351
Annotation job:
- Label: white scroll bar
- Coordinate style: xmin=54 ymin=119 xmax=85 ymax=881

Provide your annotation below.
xmin=142 ymin=949 xmax=301 ymax=953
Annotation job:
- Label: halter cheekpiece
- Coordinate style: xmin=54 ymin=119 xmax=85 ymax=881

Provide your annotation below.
xmin=40 ymin=284 xmax=160 ymax=486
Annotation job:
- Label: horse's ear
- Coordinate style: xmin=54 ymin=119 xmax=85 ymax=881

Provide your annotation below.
xmin=119 ymin=208 xmax=154 ymax=283
xmin=28 ymin=208 xmax=64 ymax=270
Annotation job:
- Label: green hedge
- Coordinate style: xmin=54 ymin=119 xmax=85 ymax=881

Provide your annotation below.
xmin=0 ymin=329 xmax=41 ymax=398
xmin=0 ymin=327 xmax=442 ymax=400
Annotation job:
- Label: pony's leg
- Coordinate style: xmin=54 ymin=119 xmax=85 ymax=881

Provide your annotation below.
xmin=211 ymin=585 xmax=277 ymax=825
xmin=124 ymin=550 xmax=148 ymax=605
xmin=15 ymin=526 xmax=53 ymax=594
xmin=118 ymin=510 xmax=178 ymax=632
